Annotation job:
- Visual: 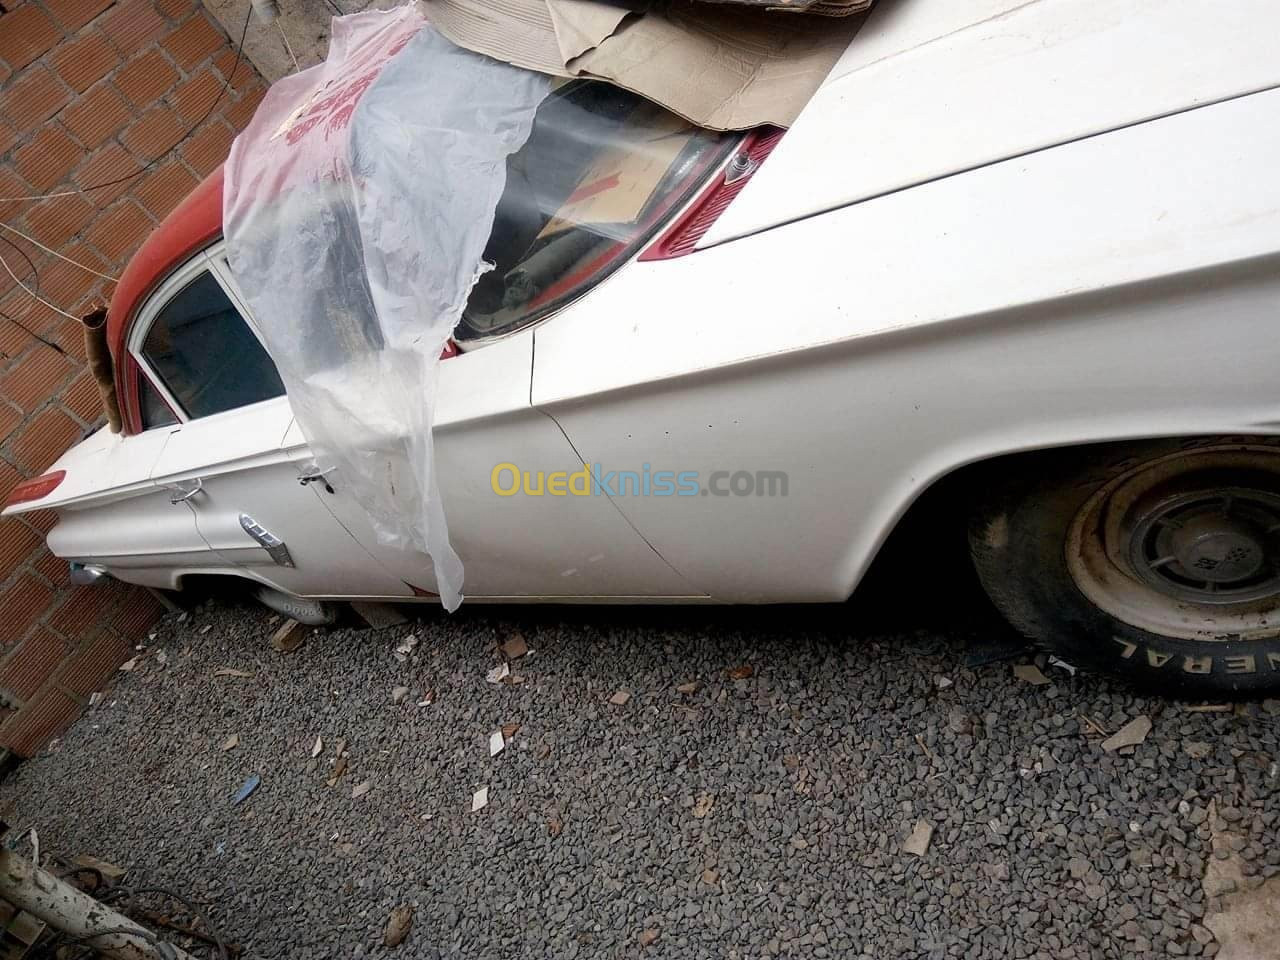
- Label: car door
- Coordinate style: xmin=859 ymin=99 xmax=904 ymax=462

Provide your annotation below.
xmin=129 ymin=248 xmax=411 ymax=599
xmin=35 ymin=396 xmax=210 ymax=591
xmin=285 ymin=80 xmax=745 ymax=601
xmin=279 ymin=327 xmax=702 ymax=600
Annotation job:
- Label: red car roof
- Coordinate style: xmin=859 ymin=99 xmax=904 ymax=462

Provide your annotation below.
xmin=107 ymin=165 xmax=224 ymax=364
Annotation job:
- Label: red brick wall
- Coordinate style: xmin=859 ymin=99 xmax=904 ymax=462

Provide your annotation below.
xmin=0 ymin=0 xmax=268 ymax=757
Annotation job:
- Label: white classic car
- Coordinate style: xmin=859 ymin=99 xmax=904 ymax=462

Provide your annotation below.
xmin=5 ymin=0 xmax=1280 ymax=696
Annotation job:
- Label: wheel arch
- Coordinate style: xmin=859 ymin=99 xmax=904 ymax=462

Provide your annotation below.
xmin=867 ymin=433 xmax=1280 ymax=598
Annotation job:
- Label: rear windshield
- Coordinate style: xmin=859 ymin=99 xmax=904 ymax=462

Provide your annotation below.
xmin=456 ymin=81 xmax=733 ymax=342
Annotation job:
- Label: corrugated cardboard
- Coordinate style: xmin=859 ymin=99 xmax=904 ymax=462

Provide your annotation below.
xmin=417 ymin=0 xmax=868 ymax=129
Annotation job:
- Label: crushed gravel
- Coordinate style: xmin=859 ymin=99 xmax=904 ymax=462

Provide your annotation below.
xmin=1 ymin=582 xmax=1277 ymax=959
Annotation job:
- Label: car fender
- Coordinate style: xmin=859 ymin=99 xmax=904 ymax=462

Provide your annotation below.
xmin=532 ymin=87 xmax=1280 ymax=602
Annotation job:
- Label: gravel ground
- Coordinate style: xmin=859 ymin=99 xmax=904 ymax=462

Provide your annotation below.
xmin=2 ymin=569 xmax=1278 ymax=960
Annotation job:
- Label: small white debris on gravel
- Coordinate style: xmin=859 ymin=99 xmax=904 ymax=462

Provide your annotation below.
xmin=471 ymin=787 xmax=488 ymax=812
xmin=5 ymin=598 xmax=1279 ymax=957
xmin=1101 ymin=715 xmax=1152 ymax=753
xmin=485 ymin=663 xmax=510 ymax=684
xmin=1047 ymin=655 xmax=1078 ymax=676
xmin=489 ymin=730 xmax=505 ymax=757
xmin=902 ymin=819 xmax=933 ymax=857
xmin=1012 ymin=664 xmax=1050 ymax=686
xmin=271 ymin=619 xmax=306 ymax=653
xmin=393 ymin=634 xmax=419 ymax=663
xmin=311 ymin=736 xmax=323 ymax=758
xmin=384 ymin=904 xmax=413 ymax=948
xmin=391 ymin=686 xmax=410 ymax=703
xmin=692 ymin=792 xmax=714 ymax=818
xmin=221 ymin=734 xmax=238 ymax=752
xmin=609 ymin=690 xmax=631 ymax=706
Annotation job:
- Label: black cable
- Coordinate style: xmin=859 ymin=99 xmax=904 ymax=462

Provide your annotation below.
xmin=0 ymin=228 xmax=71 ymax=355
xmin=59 ymin=925 xmax=169 ymax=948
xmin=33 ymin=924 xmax=168 ymax=960
xmin=101 ymin=884 xmax=230 ymax=960
xmin=0 ymin=232 xmax=41 ymax=298
xmin=55 ymin=864 xmax=106 ymax=893
xmin=0 ymin=7 xmax=254 ymax=333
xmin=4 ymin=5 xmax=254 ymax=204
xmin=26 ymin=876 xmax=230 ymax=960
xmin=0 ymin=307 xmax=68 ymax=356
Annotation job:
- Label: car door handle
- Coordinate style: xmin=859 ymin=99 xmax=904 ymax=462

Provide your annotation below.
xmin=298 ymin=463 xmax=336 ymax=494
xmin=168 ymin=477 xmax=204 ymax=504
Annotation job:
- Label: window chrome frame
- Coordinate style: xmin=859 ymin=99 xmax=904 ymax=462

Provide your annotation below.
xmin=127 ymin=240 xmax=280 ymax=426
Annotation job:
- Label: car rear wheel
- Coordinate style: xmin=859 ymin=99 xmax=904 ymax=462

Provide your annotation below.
xmin=969 ymin=437 xmax=1280 ymax=696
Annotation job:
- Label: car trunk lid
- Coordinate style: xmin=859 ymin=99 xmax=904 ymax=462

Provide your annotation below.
xmin=701 ymin=0 xmax=1280 ymax=246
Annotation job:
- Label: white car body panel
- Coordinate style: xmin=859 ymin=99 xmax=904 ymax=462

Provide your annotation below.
xmin=703 ymin=0 xmax=1280 ymax=246
xmin=533 ymin=86 xmax=1280 ymax=600
xmin=41 ymin=427 xmax=210 ymax=589
xmin=7 ymin=6 xmax=1279 ymax=607
xmin=289 ymin=331 xmax=700 ymax=599
xmin=148 ymin=396 xmax=416 ymax=598
xmin=44 ymin=309 xmax=697 ymax=599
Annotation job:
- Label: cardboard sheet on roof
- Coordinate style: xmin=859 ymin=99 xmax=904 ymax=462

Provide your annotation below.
xmin=417 ymin=0 xmax=869 ymax=130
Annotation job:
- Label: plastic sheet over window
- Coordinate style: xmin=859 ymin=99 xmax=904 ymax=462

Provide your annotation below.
xmin=224 ymin=8 xmax=551 ymax=609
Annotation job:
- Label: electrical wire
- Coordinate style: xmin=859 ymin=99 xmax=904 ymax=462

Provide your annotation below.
xmin=30 ymin=875 xmax=231 ymax=960
xmin=0 ymin=4 xmax=254 ymax=336
xmin=0 ymin=5 xmax=254 ymax=206
xmin=0 ymin=232 xmax=74 ymax=351
xmin=0 ymin=227 xmax=73 ymax=354
xmin=0 ymin=307 xmax=66 ymax=356
xmin=0 ymin=222 xmax=117 ymax=281
xmin=0 ymin=233 xmax=41 ymax=296
xmin=102 ymin=885 xmax=230 ymax=960
xmin=277 ymin=20 xmax=300 ymax=72
xmin=0 ymin=243 xmax=84 ymax=322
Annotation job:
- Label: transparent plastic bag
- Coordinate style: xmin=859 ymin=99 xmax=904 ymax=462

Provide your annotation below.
xmin=224 ymin=7 xmax=551 ymax=609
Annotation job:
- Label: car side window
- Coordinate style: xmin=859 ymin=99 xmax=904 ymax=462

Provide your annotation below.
xmin=138 ymin=371 xmax=178 ymax=429
xmin=140 ymin=270 xmax=285 ymax=420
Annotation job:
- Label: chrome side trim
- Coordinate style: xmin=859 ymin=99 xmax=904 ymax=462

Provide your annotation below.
xmin=238 ymin=514 xmax=295 ymax=568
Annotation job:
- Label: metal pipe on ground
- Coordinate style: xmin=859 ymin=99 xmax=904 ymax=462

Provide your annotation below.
xmin=0 ymin=847 xmax=195 ymax=960
xmin=81 ymin=302 xmax=123 ymax=434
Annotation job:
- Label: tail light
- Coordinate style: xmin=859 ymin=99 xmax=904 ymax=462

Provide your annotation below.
xmin=639 ymin=127 xmax=786 ymax=261
xmin=4 ymin=470 xmax=66 ymax=508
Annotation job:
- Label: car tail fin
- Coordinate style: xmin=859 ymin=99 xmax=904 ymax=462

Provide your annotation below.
xmin=3 ymin=470 xmax=66 ymax=512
